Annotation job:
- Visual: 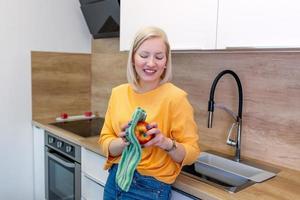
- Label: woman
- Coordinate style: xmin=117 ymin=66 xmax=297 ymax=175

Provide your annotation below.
xmin=98 ymin=26 xmax=200 ymax=200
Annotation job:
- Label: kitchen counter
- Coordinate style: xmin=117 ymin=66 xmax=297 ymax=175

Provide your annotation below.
xmin=33 ymin=119 xmax=300 ymax=200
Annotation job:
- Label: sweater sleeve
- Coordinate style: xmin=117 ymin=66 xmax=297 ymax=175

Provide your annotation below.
xmin=170 ymin=94 xmax=200 ymax=166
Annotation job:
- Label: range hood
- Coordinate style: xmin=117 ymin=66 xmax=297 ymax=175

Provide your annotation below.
xmin=79 ymin=0 xmax=120 ymax=39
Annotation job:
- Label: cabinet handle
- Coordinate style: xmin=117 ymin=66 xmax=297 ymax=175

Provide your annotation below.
xmin=225 ymin=46 xmax=258 ymax=49
xmin=47 ymin=151 xmax=75 ymax=168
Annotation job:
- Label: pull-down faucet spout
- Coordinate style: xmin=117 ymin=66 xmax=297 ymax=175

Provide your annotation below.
xmin=207 ymin=70 xmax=243 ymax=162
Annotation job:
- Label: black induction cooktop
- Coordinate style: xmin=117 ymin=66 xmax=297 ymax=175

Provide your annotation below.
xmin=50 ymin=117 xmax=105 ymax=138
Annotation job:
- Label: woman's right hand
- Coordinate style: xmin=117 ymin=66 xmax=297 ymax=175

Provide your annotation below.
xmin=108 ymin=122 xmax=131 ymax=157
xmin=118 ymin=122 xmax=131 ymax=147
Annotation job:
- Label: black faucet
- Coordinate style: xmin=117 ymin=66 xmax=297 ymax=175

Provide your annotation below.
xmin=207 ymin=70 xmax=243 ymax=162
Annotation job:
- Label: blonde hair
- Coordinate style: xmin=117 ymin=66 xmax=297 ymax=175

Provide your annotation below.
xmin=127 ymin=26 xmax=172 ymax=90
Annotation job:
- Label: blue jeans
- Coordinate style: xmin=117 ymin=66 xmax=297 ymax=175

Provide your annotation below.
xmin=104 ymin=164 xmax=172 ymax=200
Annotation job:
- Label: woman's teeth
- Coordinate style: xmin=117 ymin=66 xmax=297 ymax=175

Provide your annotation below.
xmin=144 ymin=69 xmax=156 ymax=74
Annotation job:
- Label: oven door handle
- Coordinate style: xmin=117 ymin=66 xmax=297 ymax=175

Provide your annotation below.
xmin=47 ymin=151 xmax=75 ymax=168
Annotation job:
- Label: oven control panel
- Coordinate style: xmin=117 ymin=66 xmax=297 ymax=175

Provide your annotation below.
xmin=45 ymin=131 xmax=81 ymax=163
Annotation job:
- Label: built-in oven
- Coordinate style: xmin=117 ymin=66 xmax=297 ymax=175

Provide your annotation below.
xmin=45 ymin=117 xmax=104 ymax=200
xmin=45 ymin=131 xmax=81 ymax=200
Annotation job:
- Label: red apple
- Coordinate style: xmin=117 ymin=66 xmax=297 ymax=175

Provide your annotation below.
xmin=134 ymin=121 xmax=154 ymax=145
xmin=84 ymin=111 xmax=93 ymax=117
xmin=60 ymin=113 xmax=68 ymax=119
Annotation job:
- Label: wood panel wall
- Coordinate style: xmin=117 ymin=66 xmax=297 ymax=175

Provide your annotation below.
xmin=172 ymin=52 xmax=300 ymax=172
xmin=91 ymin=39 xmax=300 ymax=171
xmin=91 ymin=39 xmax=128 ymax=116
xmin=32 ymin=51 xmax=91 ymax=120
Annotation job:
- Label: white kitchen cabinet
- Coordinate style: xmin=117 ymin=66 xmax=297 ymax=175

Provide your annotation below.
xmin=120 ymin=0 xmax=218 ymax=51
xmin=33 ymin=125 xmax=45 ymax=200
xmin=217 ymin=0 xmax=300 ymax=49
xmin=81 ymin=173 xmax=105 ymax=200
xmin=81 ymin=147 xmax=108 ymax=200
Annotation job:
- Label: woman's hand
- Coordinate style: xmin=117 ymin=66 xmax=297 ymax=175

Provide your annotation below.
xmin=142 ymin=123 xmax=172 ymax=150
xmin=118 ymin=122 xmax=131 ymax=146
xmin=142 ymin=122 xmax=186 ymax=163
xmin=108 ymin=122 xmax=131 ymax=157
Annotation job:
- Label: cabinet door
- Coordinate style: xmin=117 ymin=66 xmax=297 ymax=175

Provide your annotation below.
xmin=81 ymin=148 xmax=108 ymax=185
xmin=217 ymin=0 xmax=300 ymax=49
xmin=81 ymin=173 xmax=104 ymax=200
xmin=33 ymin=126 xmax=46 ymax=200
xmin=120 ymin=0 xmax=218 ymax=50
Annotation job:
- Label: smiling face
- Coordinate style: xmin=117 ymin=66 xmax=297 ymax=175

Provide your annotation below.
xmin=133 ymin=37 xmax=167 ymax=90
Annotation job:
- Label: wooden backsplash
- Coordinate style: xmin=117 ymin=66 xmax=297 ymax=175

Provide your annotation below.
xmin=32 ymin=51 xmax=91 ymax=120
xmin=91 ymin=39 xmax=300 ymax=171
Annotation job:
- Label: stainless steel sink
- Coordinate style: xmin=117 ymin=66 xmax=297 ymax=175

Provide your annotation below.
xmin=182 ymin=152 xmax=278 ymax=193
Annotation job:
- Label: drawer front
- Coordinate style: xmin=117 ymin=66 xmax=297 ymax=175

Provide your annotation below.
xmin=81 ymin=148 xmax=109 ymax=185
xmin=81 ymin=174 xmax=104 ymax=200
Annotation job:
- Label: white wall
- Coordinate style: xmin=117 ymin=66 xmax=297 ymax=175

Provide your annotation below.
xmin=0 ymin=0 xmax=91 ymax=199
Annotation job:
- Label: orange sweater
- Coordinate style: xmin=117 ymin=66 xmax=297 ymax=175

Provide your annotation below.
xmin=98 ymin=83 xmax=200 ymax=184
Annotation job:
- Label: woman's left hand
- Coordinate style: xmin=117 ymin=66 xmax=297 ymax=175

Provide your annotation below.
xmin=142 ymin=122 xmax=172 ymax=150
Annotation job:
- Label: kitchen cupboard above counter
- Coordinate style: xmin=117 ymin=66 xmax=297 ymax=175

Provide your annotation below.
xmin=120 ymin=0 xmax=300 ymax=50
xmin=120 ymin=0 xmax=218 ymax=50
xmin=216 ymin=0 xmax=300 ymax=49
xmin=32 ymin=119 xmax=300 ymax=200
